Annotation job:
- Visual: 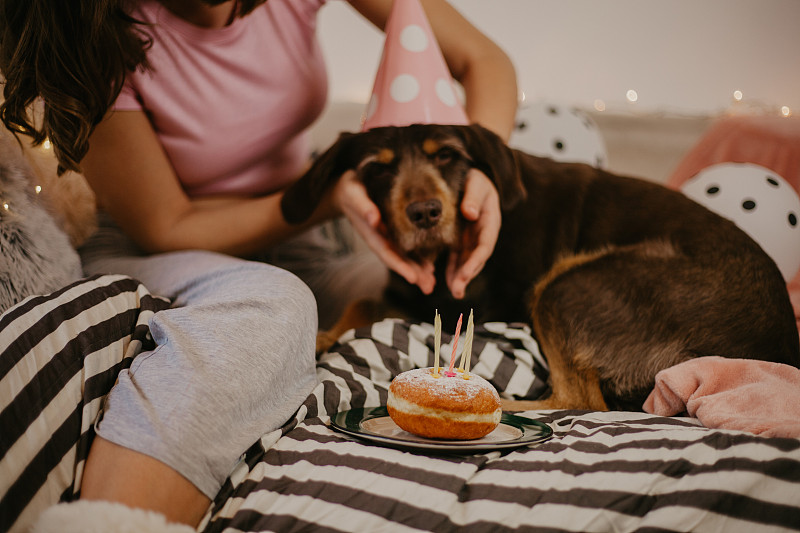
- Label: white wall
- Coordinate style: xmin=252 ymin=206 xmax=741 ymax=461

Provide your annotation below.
xmin=317 ymin=0 xmax=800 ymax=116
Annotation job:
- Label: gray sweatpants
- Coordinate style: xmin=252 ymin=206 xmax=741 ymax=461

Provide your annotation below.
xmin=257 ymin=217 xmax=389 ymax=329
xmin=78 ymin=215 xmax=385 ymax=498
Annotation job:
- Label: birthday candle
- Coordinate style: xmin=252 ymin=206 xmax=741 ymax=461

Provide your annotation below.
xmin=457 ymin=324 xmax=466 ymax=372
xmin=462 ymin=309 xmax=474 ymax=377
xmin=446 ymin=313 xmax=463 ymax=377
xmin=433 ymin=310 xmax=441 ymax=376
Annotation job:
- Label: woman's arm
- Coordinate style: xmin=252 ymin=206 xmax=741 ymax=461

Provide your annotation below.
xmin=84 ymin=110 xmax=437 ymax=287
xmin=81 ymin=110 xmax=332 ymax=257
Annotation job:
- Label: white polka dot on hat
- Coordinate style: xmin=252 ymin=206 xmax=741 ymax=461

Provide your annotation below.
xmin=362 ymin=0 xmax=468 ymax=130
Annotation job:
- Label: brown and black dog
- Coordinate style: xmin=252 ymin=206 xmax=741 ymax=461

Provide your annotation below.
xmin=281 ymin=123 xmax=800 ymax=412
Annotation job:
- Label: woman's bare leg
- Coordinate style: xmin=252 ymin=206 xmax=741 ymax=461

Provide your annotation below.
xmin=81 ymin=438 xmax=210 ymax=526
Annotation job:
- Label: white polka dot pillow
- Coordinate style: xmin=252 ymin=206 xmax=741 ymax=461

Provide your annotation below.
xmin=510 ymin=101 xmax=608 ymax=168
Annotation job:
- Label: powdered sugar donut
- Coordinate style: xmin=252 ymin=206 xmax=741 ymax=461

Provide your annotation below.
xmin=387 ymin=367 xmax=502 ymax=440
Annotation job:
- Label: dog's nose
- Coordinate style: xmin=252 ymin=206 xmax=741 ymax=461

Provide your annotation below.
xmin=406 ymin=199 xmax=443 ymax=229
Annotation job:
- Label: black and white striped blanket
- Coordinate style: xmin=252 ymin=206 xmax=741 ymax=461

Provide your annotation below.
xmin=0 ymin=275 xmax=170 ymax=532
xmin=2 ymin=276 xmax=800 ymax=532
xmin=202 ymin=320 xmax=800 ymax=532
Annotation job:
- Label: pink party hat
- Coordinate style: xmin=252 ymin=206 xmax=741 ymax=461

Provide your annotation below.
xmin=362 ymin=0 xmax=469 ymax=131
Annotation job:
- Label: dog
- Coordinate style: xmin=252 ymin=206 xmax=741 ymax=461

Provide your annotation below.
xmin=281 ymin=123 xmax=800 ymax=411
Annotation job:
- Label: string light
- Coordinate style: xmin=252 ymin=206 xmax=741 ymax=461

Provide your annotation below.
xmin=727 ymin=90 xmax=796 ymax=118
xmin=518 ymin=84 xmax=793 ymax=119
xmin=584 ymin=89 xmax=792 ymax=119
xmin=0 ymin=139 xmax=52 ymax=215
xmin=0 ymin=184 xmax=45 ymax=215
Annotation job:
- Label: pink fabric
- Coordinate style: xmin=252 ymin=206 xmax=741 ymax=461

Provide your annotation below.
xmin=667 ymin=116 xmax=800 ymax=193
xmin=115 ymin=0 xmax=328 ymax=197
xmin=643 ymin=356 xmax=800 ymax=438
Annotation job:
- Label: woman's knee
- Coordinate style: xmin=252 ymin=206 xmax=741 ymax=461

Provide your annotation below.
xmin=224 ymin=261 xmax=319 ymax=333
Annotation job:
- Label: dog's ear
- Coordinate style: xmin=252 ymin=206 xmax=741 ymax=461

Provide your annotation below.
xmin=455 ymin=123 xmax=527 ymax=210
xmin=281 ymin=131 xmax=360 ymax=224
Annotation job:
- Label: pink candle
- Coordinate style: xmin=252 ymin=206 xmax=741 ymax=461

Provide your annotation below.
xmin=445 ymin=313 xmax=463 ymax=377
xmin=432 ymin=310 xmax=441 ymax=377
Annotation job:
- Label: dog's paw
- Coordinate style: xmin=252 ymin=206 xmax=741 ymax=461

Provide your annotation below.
xmin=501 ymin=396 xmax=609 ymax=412
xmin=500 ymin=399 xmax=548 ymax=412
xmin=315 ymin=331 xmax=339 ymax=355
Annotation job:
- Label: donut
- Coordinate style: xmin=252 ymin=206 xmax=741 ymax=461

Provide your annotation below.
xmin=387 ymin=367 xmax=502 ymax=440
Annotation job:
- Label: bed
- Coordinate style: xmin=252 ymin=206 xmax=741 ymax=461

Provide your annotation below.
xmin=3 ymin=105 xmax=800 ymax=531
xmin=3 ymin=274 xmax=800 ymax=532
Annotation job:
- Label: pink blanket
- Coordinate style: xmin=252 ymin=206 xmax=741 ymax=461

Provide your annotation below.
xmin=643 ymin=356 xmax=800 ymax=438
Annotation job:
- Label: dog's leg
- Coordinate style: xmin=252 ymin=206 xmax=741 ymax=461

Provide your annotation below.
xmin=502 ymin=251 xmax=611 ymax=412
xmin=316 ymin=298 xmax=388 ymax=354
xmin=505 ymin=244 xmax=713 ymax=413
xmin=501 ymin=339 xmax=609 ymax=412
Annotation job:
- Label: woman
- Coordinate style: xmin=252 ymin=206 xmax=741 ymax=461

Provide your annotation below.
xmin=0 ymin=0 xmax=517 ymax=529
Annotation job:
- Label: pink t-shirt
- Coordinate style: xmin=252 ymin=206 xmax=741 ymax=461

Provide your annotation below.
xmin=115 ymin=0 xmax=328 ymax=197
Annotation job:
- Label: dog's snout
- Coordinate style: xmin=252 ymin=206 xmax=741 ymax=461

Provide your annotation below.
xmin=406 ymin=199 xmax=443 ymax=229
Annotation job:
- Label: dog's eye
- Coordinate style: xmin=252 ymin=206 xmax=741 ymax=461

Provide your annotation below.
xmin=432 ymin=147 xmax=458 ymax=166
xmin=363 ymin=162 xmax=394 ymax=181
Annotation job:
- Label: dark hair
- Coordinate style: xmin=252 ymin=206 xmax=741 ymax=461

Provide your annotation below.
xmin=0 ymin=0 xmax=263 ymax=175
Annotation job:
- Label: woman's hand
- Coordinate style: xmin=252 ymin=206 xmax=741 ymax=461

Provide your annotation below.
xmin=335 ymin=170 xmax=437 ymax=294
xmin=446 ymin=169 xmax=501 ymax=299
xmin=335 ymin=168 xmax=500 ymax=299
